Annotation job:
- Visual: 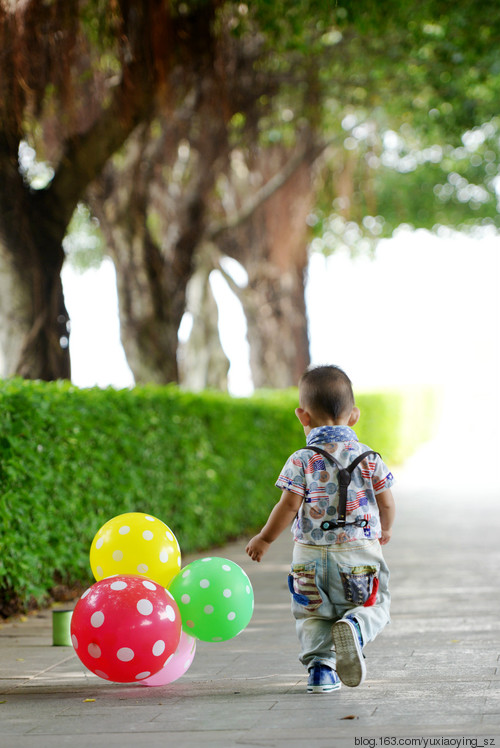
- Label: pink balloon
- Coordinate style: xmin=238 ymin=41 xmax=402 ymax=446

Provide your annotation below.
xmin=71 ymin=575 xmax=181 ymax=683
xmin=140 ymin=629 xmax=196 ymax=686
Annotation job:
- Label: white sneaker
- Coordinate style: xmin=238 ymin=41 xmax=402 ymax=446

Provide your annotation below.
xmin=332 ymin=617 xmax=366 ymax=687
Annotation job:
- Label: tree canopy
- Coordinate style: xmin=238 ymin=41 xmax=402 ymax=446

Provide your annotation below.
xmin=0 ymin=0 xmax=499 ymax=386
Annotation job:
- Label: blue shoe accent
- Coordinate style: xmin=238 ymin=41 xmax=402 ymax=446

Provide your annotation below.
xmin=332 ymin=617 xmax=366 ymax=688
xmin=346 ymin=616 xmax=364 ymax=647
xmin=307 ymin=663 xmax=341 ymax=694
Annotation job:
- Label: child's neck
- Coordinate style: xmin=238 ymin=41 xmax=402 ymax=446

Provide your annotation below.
xmin=305 ymin=419 xmax=350 ymax=434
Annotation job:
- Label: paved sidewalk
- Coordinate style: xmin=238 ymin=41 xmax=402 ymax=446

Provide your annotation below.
xmin=1 ymin=460 xmax=499 ymax=747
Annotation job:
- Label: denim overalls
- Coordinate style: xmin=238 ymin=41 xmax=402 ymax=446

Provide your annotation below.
xmin=288 ymin=444 xmax=391 ymax=670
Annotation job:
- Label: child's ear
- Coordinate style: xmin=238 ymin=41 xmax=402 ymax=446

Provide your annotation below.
xmin=348 ymin=406 xmax=360 ymax=427
xmin=295 ymin=407 xmax=311 ymax=427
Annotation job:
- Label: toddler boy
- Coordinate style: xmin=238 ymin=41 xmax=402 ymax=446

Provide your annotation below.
xmin=246 ymin=365 xmax=395 ymax=693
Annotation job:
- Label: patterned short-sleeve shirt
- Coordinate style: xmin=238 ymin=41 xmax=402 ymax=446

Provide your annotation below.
xmin=276 ymin=425 xmax=394 ymax=545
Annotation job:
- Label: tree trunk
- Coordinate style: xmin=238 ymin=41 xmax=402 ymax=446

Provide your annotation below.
xmin=0 ymin=135 xmax=71 ymax=380
xmin=217 ymin=147 xmax=314 ymax=388
xmin=244 ymin=259 xmax=310 ymax=390
xmin=0 ymin=239 xmax=33 ymax=378
xmin=89 ymin=103 xmax=229 ymax=384
xmin=178 ymin=245 xmax=229 ymax=391
xmin=109 ymin=204 xmax=206 ymax=385
xmin=14 ymin=248 xmax=71 ymax=381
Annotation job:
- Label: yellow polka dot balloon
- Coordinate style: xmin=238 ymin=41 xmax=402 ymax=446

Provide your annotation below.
xmin=90 ymin=513 xmax=181 ymax=588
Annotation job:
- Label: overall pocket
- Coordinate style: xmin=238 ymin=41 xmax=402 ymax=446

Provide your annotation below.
xmin=289 ymin=561 xmax=323 ymax=611
xmin=339 ymin=564 xmax=379 ymax=607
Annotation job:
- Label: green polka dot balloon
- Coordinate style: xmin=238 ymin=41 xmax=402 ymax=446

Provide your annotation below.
xmin=169 ymin=557 xmax=254 ymax=642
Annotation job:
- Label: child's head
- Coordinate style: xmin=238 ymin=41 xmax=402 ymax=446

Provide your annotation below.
xmin=296 ymin=365 xmax=359 ymax=430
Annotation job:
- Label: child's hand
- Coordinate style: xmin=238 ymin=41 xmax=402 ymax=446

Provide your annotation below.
xmin=246 ymin=534 xmax=270 ymax=562
xmin=379 ymin=529 xmax=392 ymax=545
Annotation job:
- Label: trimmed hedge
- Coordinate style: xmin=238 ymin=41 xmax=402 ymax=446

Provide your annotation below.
xmin=0 ymin=379 xmax=437 ymax=614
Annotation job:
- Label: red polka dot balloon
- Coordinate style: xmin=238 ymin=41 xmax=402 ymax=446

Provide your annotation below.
xmin=71 ymin=575 xmax=181 ymax=683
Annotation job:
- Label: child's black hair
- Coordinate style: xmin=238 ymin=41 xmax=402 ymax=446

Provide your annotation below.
xmin=299 ymin=365 xmax=355 ymax=420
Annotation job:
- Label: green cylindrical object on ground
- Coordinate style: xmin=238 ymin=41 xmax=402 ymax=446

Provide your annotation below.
xmin=52 ymin=609 xmax=73 ymax=646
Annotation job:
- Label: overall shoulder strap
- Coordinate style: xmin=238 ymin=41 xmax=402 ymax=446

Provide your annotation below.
xmin=298 ymin=447 xmax=380 ymax=525
xmin=345 ymin=450 xmax=381 ymax=474
xmin=299 ymin=445 xmax=342 ymax=468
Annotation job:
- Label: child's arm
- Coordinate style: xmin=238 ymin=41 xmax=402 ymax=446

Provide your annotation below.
xmin=246 ymin=490 xmax=303 ymax=562
xmin=375 ymin=487 xmax=396 ymax=545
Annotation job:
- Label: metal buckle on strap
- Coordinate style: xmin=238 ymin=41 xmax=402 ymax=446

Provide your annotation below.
xmin=320 ymin=518 xmax=369 ymax=531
